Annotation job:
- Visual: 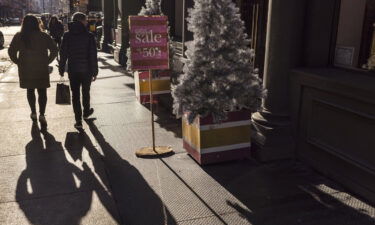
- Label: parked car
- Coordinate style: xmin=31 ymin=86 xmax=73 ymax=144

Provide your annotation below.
xmin=88 ymin=11 xmax=103 ymax=18
xmin=8 ymin=18 xmax=21 ymax=25
xmin=0 ymin=18 xmax=9 ymax=26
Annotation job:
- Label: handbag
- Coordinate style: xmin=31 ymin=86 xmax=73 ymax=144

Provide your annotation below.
xmin=56 ymin=78 xmax=71 ymax=105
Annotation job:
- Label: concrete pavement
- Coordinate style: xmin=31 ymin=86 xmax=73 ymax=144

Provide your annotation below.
xmin=0 ymin=46 xmax=374 ymax=223
xmin=0 ymin=26 xmax=19 ymax=79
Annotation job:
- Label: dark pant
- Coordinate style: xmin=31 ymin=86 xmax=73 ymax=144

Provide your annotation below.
xmin=27 ymin=88 xmax=47 ymax=115
xmin=69 ymin=73 xmax=92 ymax=122
xmin=53 ymin=37 xmax=61 ymax=60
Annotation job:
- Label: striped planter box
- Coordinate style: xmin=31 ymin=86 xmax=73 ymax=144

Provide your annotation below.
xmin=182 ymin=110 xmax=252 ymax=165
xmin=134 ymin=71 xmax=171 ymax=104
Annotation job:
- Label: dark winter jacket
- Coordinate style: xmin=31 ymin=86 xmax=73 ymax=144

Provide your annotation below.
xmin=8 ymin=31 xmax=58 ymax=89
xmin=59 ymin=21 xmax=98 ymax=78
xmin=49 ymin=21 xmax=64 ymax=40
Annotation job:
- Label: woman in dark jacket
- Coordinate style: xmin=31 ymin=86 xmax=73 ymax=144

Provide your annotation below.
xmin=48 ymin=16 xmax=64 ymax=47
xmin=8 ymin=15 xmax=58 ymax=126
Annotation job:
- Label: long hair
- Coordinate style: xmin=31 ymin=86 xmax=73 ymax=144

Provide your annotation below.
xmin=48 ymin=16 xmax=58 ymax=28
xmin=20 ymin=15 xmax=41 ymax=49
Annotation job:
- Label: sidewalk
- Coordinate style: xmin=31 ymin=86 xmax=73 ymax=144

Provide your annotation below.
xmin=0 ymin=26 xmax=19 ymax=80
xmin=0 ymin=52 xmax=374 ymax=225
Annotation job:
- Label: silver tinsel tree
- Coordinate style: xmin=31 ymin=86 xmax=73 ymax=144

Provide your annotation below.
xmin=139 ymin=0 xmax=162 ymax=15
xmin=172 ymin=0 xmax=266 ymax=123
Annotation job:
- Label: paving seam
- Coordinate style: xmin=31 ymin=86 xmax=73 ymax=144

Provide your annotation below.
xmin=175 ymin=211 xmax=240 ymax=224
xmin=0 ymin=189 xmax=112 ymax=204
xmin=97 ymin=121 xmax=153 ymax=127
xmin=0 ymin=153 xmax=26 ymax=158
xmin=87 ymin=126 xmax=126 ymax=225
xmin=0 ymin=116 xmax=76 ymax=124
xmin=154 ymin=160 xmax=168 ymax=223
xmin=156 ymin=157 xmax=230 ymax=225
xmin=94 ymin=75 xmax=129 ymax=80
xmin=91 ymin=123 xmax=227 ymax=224
xmin=0 ymin=146 xmax=105 ymax=159
xmin=91 ymin=100 xmax=136 ymax=106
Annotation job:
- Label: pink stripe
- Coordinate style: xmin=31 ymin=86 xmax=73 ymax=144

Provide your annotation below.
xmin=131 ymin=26 xmax=168 ymax=33
xmin=130 ymin=16 xmax=168 ymax=21
xmin=133 ymin=65 xmax=169 ymax=70
xmin=131 ymin=52 xmax=168 ymax=61
xmin=130 ymin=38 xmax=168 ymax=47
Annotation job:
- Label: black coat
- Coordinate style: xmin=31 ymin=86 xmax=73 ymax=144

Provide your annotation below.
xmin=49 ymin=21 xmax=64 ymax=40
xmin=59 ymin=21 xmax=98 ymax=77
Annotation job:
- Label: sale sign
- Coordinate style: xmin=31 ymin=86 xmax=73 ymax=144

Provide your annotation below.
xmin=129 ymin=16 xmax=170 ymax=71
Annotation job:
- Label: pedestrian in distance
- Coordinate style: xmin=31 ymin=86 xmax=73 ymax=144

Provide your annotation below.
xmin=59 ymin=12 xmax=98 ymax=129
xmin=48 ymin=16 xmax=64 ymax=48
xmin=0 ymin=30 xmax=4 ymax=49
xmin=40 ymin=16 xmax=48 ymax=31
xmin=8 ymin=14 xmax=58 ymax=128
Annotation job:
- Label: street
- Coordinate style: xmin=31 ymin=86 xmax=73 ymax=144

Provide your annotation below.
xmin=0 ymin=26 xmax=19 ymax=77
xmin=0 ymin=28 xmax=374 ymax=225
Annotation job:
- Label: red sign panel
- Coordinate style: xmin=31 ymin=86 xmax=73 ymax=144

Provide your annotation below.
xmin=129 ymin=16 xmax=169 ymax=71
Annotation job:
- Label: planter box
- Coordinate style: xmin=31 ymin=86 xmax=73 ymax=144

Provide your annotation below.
xmin=134 ymin=71 xmax=171 ymax=104
xmin=182 ymin=110 xmax=252 ymax=165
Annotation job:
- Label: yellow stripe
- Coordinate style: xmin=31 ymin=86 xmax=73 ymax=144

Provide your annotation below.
xmin=182 ymin=117 xmax=251 ymax=151
xmin=139 ymin=79 xmax=170 ymax=93
xmin=200 ymin=125 xmax=251 ymax=149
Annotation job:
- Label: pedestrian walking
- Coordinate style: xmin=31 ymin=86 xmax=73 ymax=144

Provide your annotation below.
xmin=0 ymin=30 xmax=4 ymax=49
xmin=40 ymin=16 xmax=48 ymax=31
xmin=8 ymin=15 xmax=58 ymax=127
xmin=48 ymin=16 xmax=64 ymax=48
xmin=59 ymin=12 xmax=98 ymax=129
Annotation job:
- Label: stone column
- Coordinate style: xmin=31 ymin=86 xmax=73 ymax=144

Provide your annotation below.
xmin=115 ymin=0 xmax=144 ymax=66
xmin=101 ymin=0 xmax=115 ymax=52
xmin=88 ymin=0 xmax=102 ymax=11
xmin=251 ymin=0 xmax=307 ymax=161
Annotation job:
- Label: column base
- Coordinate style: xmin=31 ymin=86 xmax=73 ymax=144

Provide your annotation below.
xmin=251 ymin=111 xmax=295 ymax=162
xmin=101 ymin=41 xmax=113 ymax=53
xmin=114 ymin=45 xmax=126 ymax=66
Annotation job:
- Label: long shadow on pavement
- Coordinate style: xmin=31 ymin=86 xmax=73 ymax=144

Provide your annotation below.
xmin=142 ymin=102 xmax=182 ymax=139
xmin=98 ymin=57 xmax=129 ymax=75
xmin=84 ymin=119 xmax=178 ymax=225
xmin=16 ymin=123 xmax=119 ymax=225
xmin=203 ymin=160 xmax=375 ymax=225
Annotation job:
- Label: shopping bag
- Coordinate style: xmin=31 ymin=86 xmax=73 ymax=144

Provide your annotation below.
xmin=56 ymin=78 xmax=71 ymax=105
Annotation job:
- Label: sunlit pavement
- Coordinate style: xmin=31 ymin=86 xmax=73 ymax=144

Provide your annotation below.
xmin=0 ymin=34 xmax=374 ymax=224
xmin=0 ymin=26 xmax=20 ymax=80
xmin=0 ymin=26 xmax=20 ymax=46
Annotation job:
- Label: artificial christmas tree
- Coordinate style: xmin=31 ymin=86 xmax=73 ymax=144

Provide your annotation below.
xmin=172 ymin=0 xmax=266 ymax=164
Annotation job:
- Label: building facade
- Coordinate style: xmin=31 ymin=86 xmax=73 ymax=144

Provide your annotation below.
xmin=39 ymin=0 xmax=70 ymax=14
xmin=251 ymin=0 xmax=375 ymax=204
xmin=0 ymin=0 xmax=41 ymax=18
xmin=101 ymin=0 xmax=375 ymax=204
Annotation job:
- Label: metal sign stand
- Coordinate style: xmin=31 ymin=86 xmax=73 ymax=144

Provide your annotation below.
xmin=135 ymin=70 xmax=173 ymax=157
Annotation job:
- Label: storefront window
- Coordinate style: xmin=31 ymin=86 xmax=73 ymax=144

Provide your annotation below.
xmin=335 ymin=0 xmax=375 ymax=70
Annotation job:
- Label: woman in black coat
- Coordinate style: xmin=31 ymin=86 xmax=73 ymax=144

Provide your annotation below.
xmin=8 ymin=15 xmax=58 ymax=125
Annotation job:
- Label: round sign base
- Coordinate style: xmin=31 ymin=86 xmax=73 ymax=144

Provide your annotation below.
xmin=136 ymin=146 xmax=173 ymax=157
